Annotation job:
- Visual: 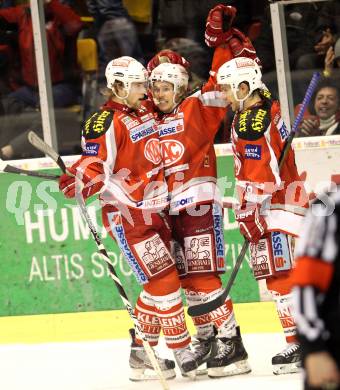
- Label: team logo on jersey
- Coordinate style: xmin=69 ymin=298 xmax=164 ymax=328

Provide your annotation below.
xmin=245 ymin=144 xmax=262 ymax=160
xmin=158 ymin=118 xmax=184 ymax=137
xmin=129 ymin=119 xmax=158 ymax=142
xmin=144 ymin=138 xmax=162 ymax=164
xmin=134 ymin=234 xmax=174 ymax=277
xmin=277 ymin=120 xmax=289 ymax=141
xmin=82 ymin=142 xmax=100 ymax=156
xmin=161 ymin=139 xmax=185 ymax=166
xmin=271 ymin=231 xmax=292 ymax=272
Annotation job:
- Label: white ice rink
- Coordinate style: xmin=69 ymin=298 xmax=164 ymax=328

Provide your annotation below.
xmin=0 ymin=332 xmax=303 ymax=390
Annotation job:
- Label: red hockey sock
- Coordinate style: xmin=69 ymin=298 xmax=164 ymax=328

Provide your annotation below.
xmin=154 ymin=289 xmax=191 ymax=349
xmin=267 ymin=276 xmax=297 ymax=343
xmin=208 ymin=291 xmax=237 ymax=338
xmin=134 ymin=290 xmax=161 ymax=346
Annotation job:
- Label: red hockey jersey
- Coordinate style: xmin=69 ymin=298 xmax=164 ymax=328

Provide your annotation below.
xmin=231 ymin=95 xmax=308 ymax=236
xmin=155 ymin=47 xmax=234 ymax=213
xmin=72 ymin=100 xmax=168 ymax=210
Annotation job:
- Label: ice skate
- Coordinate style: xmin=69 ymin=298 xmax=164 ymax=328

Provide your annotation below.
xmin=183 ymin=333 xmax=217 ymax=376
xmin=173 ymin=344 xmax=198 ymax=379
xmin=272 ymin=343 xmax=301 ymax=375
xmin=207 ymin=326 xmax=251 ymax=378
xmin=128 ymin=329 xmax=176 ymax=381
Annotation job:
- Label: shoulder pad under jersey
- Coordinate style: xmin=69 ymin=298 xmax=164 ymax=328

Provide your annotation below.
xmin=82 ymin=110 xmax=114 ymax=139
xmin=234 ymin=100 xmax=271 ymax=141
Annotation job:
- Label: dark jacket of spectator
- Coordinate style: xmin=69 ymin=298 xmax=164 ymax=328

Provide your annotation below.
xmin=317 ymin=0 xmax=340 ymax=40
xmin=86 ymin=0 xmax=129 ymax=28
xmin=253 ymin=3 xmax=323 ymax=73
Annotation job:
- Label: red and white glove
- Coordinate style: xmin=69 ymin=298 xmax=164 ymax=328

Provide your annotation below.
xmin=205 ymin=4 xmax=236 ymax=47
xmin=234 ymin=204 xmax=267 ymax=243
xmin=147 ymin=49 xmax=190 ymax=74
xmin=228 ymin=28 xmax=261 ymax=66
xmin=58 ymin=166 xmax=103 ymax=199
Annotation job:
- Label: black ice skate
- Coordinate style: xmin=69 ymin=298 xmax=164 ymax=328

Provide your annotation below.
xmin=272 ymin=343 xmax=301 ymax=375
xmin=128 ymin=328 xmax=176 ymax=381
xmin=207 ymin=326 xmax=251 ymax=378
xmin=173 ymin=344 xmax=198 ymax=379
xmin=184 ymin=331 xmax=218 ymax=376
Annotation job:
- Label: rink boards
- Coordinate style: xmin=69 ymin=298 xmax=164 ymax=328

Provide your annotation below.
xmin=1 ymin=136 xmax=340 ymax=320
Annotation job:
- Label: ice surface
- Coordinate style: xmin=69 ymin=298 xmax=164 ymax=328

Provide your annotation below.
xmin=0 ymin=332 xmax=302 ymax=390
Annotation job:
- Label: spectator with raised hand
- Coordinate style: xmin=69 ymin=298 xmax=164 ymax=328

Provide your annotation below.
xmin=298 ymin=81 xmax=340 ymax=137
xmin=323 ymin=38 xmax=340 ymax=79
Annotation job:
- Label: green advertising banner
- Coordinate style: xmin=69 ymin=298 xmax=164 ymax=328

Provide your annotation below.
xmin=0 ymin=153 xmax=258 ymax=317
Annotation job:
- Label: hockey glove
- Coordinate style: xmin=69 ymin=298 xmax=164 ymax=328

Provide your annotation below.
xmin=235 ymin=204 xmax=267 ymax=244
xmin=205 ymin=4 xmax=236 ymax=47
xmin=228 ymin=28 xmax=261 ymax=66
xmin=147 ymin=50 xmax=190 ymax=74
xmin=58 ymin=166 xmax=103 ymax=199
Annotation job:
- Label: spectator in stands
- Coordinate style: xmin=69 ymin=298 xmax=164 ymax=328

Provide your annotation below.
xmin=298 ymin=81 xmax=340 ymax=137
xmin=0 ymin=0 xmax=83 ymax=116
xmin=0 ymin=0 xmax=13 ymax=8
xmin=296 ymin=0 xmax=340 ymax=71
xmin=86 ymin=0 xmax=143 ymax=79
xmin=254 ymin=1 xmax=323 ymax=74
xmin=156 ymin=0 xmax=252 ymax=49
xmin=324 ymin=38 xmax=340 ymax=79
xmin=0 ymin=0 xmax=83 ymax=159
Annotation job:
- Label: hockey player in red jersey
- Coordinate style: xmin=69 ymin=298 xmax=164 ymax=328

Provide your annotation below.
xmin=216 ymin=56 xmax=309 ymax=375
xmin=146 ymin=5 xmax=259 ymax=378
xmin=58 ymin=56 xmax=199 ymax=379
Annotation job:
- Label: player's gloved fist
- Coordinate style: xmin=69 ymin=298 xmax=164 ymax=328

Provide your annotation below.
xmin=58 ymin=166 xmax=103 ymax=199
xmin=147 ymin=50 xmax=190 ymax=74
xmin=234 ymin=204 xmax=267 ymax=243
xmin=59 ymin=169 xmax=76 ymax=198
xmin=205 ymin=4 xmax=236 ymax=47
xmin=228 ymin=28 xmax=261 ymax=66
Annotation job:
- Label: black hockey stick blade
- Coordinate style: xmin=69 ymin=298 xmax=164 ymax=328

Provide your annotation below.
xmin=0 ymin=159 xmax=59 ymax=180
xmin=188 ymin=240 xmax=249 ymax=316
xmin=27 ymin=131 xmax=67 ymax=173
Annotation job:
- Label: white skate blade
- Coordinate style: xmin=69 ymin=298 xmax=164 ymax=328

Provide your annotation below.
xmin=208 ymin=359 xmax=251 ymax=378
xmin=182 ymin=368 xmax=197 ymax=380
xmin=182 ymin=365 xmax=206 ymax=377
xmin=129 ymin=367 xmax=176 ymax=381
xmin=273 ymin=361 xmax=301 ymax=375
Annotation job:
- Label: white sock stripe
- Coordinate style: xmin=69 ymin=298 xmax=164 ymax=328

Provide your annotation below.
xmin=156 ymin=307 xmax=185 ymax=318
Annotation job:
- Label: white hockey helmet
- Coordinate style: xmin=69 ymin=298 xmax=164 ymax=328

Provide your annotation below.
xmin=150 ymin=63 xmax=189 ymax=95
xmin=105 ymin=56 xmax=148 ymax=96
xmin=217 ymin=57 xmax=263 ymax=101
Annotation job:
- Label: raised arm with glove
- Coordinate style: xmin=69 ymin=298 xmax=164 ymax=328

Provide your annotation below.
xmin=205 ymin=4 xmax=261 ymax=66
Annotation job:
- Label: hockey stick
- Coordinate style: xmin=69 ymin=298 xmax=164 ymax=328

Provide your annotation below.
xmin=0 ymin=159 xmax=59 ymax=180
xmin=27 ymin=131 xmax=170 ymax=390
xmin=188 ymin=71 xmax=321 ymax=317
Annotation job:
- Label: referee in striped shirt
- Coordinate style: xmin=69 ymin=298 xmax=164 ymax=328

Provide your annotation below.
xmin=292 ymin=189 xmax=340 ymax=390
